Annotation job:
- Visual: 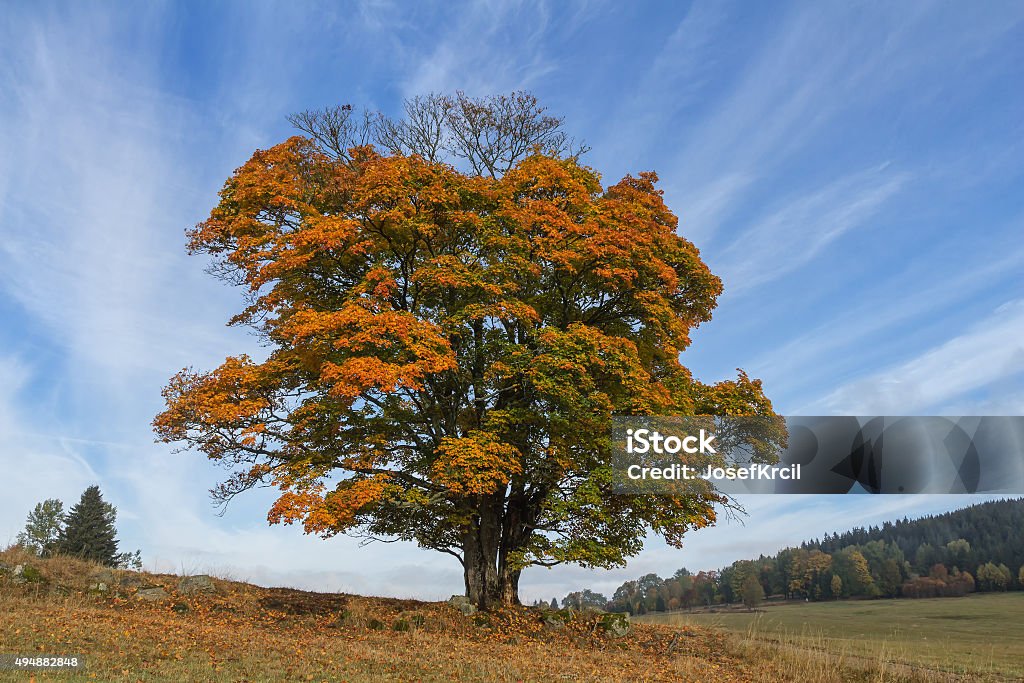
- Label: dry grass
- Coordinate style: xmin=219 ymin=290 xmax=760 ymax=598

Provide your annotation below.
xmin=0 ymin=548 xmax=965 ymax=682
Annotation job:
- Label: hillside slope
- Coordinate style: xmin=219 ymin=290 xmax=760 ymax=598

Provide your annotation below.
xmin=0 ymin=547 xmax=955 ymax=682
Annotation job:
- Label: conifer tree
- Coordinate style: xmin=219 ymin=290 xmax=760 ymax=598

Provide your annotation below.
xmin=57 ymin=486 xmax=120 ymax=566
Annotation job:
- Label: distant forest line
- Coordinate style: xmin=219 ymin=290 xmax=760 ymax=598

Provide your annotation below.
xmin=550 ymin=498 xmax=1024 ymax=614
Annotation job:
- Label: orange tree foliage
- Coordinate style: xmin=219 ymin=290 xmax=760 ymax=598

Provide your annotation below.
xmin=155 ymin=111 xmax=781 ymax=609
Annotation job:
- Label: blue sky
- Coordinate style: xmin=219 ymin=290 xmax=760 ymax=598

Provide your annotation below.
xmin=1 ymin=1 xmax=1022 ymax=602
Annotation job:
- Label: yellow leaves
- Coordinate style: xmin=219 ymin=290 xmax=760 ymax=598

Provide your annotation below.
xmin=299 ymin=475 xmax=395 ymax=532
xmin=265 ymin=450 xmax=399 ymax=536
xmin=692 ymin=370 xmax=778 ymax=418
xmin=501 ymin=153 xmax=601 ymax=206
xmin=528 ymin=324 xmax=665 ymax=416
xmin=432 ymin=432 xmax=522 ymax=495
xmin=364 ymin=265 xmax=398 ymax=299
xmin=267 ymin=489 xmax=323 ymax=527
xmin=188 ymin=136 xmax=327 ymax=252
xmin=280 ymin=304 xmax=451 ymax=356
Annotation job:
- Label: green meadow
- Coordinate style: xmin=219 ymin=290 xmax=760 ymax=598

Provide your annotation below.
xmin=640 ymin=592 xmax=1024 ymax=681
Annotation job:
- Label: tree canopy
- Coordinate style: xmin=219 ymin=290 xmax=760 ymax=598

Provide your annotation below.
xmin=154 ymin=92 xmax=781 ymax=609
xmin=17 ymin=498 xmax=64 ymax=557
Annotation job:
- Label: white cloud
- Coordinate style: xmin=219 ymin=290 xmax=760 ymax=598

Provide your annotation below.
xmin=0 ymin=356 xmax=99 ymax=544
xmin=711 ymin=166 xmax=907 ymax=294
xmin=650 ymin=4 xmax=1022 ymax=246
xmin=745 ymin=234 xmax=1024 ymax=405
xmin=809 ymin=299 xmax=1024 ymax=415
xmin=655 ymin=6 xmax=886 ymax=242
xmin=399 ymin=1 xmax=560 ymax=98
xmin=0 ymin=24 xmax=243 ymax=382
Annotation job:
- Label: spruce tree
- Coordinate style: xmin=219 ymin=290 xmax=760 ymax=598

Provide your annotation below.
xmin=57 ymin=485 xmax=119 ymax=566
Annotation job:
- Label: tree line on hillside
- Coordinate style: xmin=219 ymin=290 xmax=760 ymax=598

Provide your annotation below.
xmin=804 ymin=498 xmax=1024 ymax=574
xmin=14 ymin=485 xmax=141 ymax=570
xmin=557 ymin=499 xmax=1024 ymax=614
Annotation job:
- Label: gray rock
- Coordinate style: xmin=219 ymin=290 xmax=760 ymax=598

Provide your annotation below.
xmin=598 ymin=612 xmax=630 ymax=638
xmin=119 ymin=573 xmax=144 ymax=588
xmin=89 ymin=582 xmax=109 ymax=593
xmin=91 ymin=568 xmax=116 ymax=585
xmin=543 ymin=615 xmax=566 ymax=630
xmin=11 ymin=564 xmax=45 ymax=584
xmin=177 ymin=574 xmax=217 ymax=595
xmin=447 ymin=594 xmax=478 ymax=615
xmin=542 ymin=609 xmax=573 ymax=630
xmin=136 ymin=587 xmax=169 ymax=601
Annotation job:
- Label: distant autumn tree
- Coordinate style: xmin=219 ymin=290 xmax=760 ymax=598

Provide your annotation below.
xmin=789 ymin=549 xmax=833 ymax=600
xmin=834 ymin=548 xmax=875 ymax=596
xmin=741 ymin=574 xmax=764 ymax=610
xmin=830 ymin=574 xmax=843 ymax=599
xmin=154 ymin=92 xmax=782 ymax=610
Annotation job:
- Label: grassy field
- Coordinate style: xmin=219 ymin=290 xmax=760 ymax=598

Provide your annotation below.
xmin=638 ymin=593 xmax=1024 ymax=682
xmin=0 ymin=547 xmax=995 ymax=682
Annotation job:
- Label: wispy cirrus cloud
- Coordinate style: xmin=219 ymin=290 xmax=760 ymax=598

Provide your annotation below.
xmin=710 ymin=166 xmax=908 ymax=294
xmin=399 ymin=1 xmax=561 ymax=98
xmin=744 ymin=230 xmax=1024 ymax=406
xmin=652 ymin=3 xmax=1022 ymax=246
xmin=807 ymin=299 xmax=1024 ymax=415
xmin=0 ymin=2 xmax=468 ymax=600
xmin=0 ymin=354 xmax=100 ymax=545
xmin=0 ymin=17 xmax=231 ymax=378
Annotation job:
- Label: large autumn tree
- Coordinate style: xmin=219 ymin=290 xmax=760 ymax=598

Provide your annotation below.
xmin=155 ymin=92 xmax=782 ymax=609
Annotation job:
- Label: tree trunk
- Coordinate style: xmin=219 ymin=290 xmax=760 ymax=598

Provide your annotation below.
xmin=462 ymin=498 xmax=522 ymax=610
xmin=499 ymin=567 xmax=521 ymax=606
